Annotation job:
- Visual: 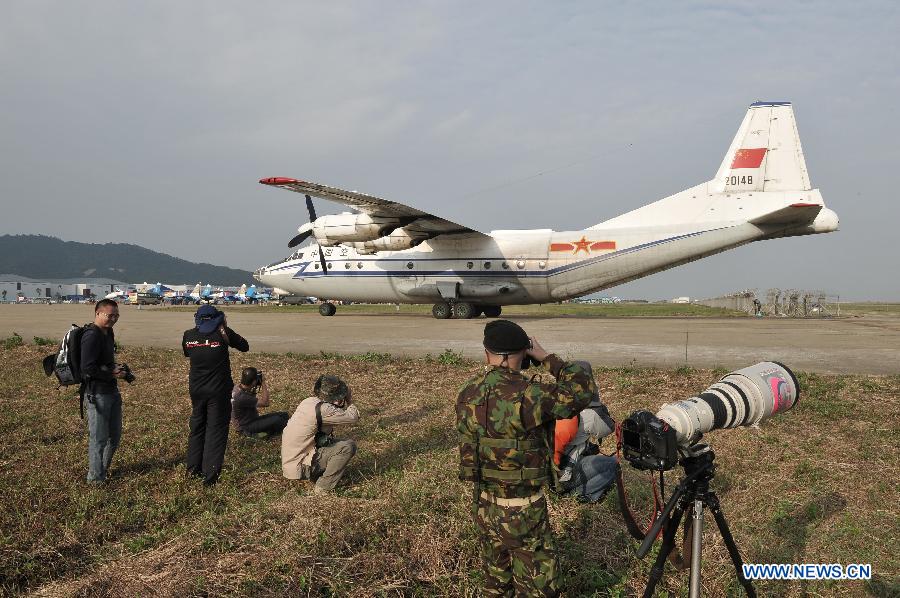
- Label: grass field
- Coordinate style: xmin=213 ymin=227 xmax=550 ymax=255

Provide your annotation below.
xmin=1 ymin=343 xmax=897 ymax=597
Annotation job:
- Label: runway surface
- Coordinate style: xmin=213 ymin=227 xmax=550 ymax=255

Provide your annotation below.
xmin=2 ymin=304 xmax=897 ymax=374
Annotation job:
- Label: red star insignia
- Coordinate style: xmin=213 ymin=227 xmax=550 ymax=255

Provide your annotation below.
xmin=572 ymin=236 xmax=592 ymax=254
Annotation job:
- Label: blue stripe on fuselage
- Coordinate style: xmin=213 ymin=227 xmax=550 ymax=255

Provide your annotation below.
xmin=280 ymin=228 xmax=720 ymax=280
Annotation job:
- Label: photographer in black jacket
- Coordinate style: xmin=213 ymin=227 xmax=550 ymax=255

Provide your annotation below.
xmin=81 ymin=298 xmax=130 ymax=483
xmin=182 ymin=305 xmax=249 ymax=485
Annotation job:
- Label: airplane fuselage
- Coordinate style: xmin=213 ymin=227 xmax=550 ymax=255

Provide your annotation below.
xmin=255 ymin=217 xmax=824 ymax=305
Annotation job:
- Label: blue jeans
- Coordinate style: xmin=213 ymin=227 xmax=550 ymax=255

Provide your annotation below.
xmin=564 ymin=455 xmax=619 ymax=503
xmin=85 ymin=390 xmax=122 ymax=482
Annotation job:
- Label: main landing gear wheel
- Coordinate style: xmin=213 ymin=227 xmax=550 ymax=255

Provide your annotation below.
xmin=453 ymin=302 xmax=477 ymax=319
xmin=319 ymin=302 xmax=337 ymax=316
xmin=432 ymin=302 xmax=452 ymax=319
xmin=482 ymin=305 xmax=502 ymax=318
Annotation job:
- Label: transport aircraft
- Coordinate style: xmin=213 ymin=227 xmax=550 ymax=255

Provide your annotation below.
xmin=255 ymin=102 xmax=839 ymax=318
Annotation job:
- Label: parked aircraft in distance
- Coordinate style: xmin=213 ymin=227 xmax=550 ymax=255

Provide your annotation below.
xmin=183 ymin=283 xmax=214 ymax=304
xmin=236 ymin=284 xmax=271 ymax=303
xmin=255 ymin=102 xmax=839 ymax=318
xmin=105 ymin=287 xmax=128 ymax=301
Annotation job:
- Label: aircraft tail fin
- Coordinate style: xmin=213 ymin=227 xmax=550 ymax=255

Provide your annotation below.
xmin=713 ymin=101 xmax=811 ymax=193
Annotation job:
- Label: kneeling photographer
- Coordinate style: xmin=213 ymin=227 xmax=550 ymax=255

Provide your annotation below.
xmin=232 ymin=367 xmax=289 ymax=437
xmin=554 ymin=372 xmax=618 ymax=503
xmin=281 ymin=375 xmax=359 ymax=495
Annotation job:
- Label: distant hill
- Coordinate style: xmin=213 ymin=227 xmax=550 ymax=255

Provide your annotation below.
xmin=0 ymin=235 xmax=253 ymax=285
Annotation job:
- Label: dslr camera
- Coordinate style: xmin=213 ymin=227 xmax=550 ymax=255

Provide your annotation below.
xmin=115 ymin=363 xmax=136 ymax=384
xmin=621 ymin=361 xmax=799 ymax=471
xmin=254 ymin=370 xmax=264 ymax=387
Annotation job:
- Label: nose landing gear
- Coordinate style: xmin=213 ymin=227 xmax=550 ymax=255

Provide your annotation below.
xmin=319 ymin=302 xmax=337 ymax=316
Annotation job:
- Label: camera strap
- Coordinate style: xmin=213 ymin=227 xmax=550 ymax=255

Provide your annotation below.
xmin=314 ymin=400 xmax=332 ymax=446
xmin=614 ymin=422 xmax=663 ymax=537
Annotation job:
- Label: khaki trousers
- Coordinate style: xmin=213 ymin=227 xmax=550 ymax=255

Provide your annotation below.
xmin=307 ymin=439 xmax=357 ymax=491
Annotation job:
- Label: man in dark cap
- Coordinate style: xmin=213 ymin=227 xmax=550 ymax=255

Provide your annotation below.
xmin=457 ymin=319 xmax=597 ymax=597
xmin=182 ymin=305 xmax=249 ymax=485
xmin=281 ymin=374 xmax=360 ymax=494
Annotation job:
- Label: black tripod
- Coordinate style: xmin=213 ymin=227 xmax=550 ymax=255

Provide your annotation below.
xmin=636 ymin=446 xmax=756 ymax=598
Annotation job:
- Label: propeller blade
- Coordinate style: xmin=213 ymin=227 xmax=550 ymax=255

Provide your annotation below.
xmin=287 ymin=231 xmax=312 ymax=248
xmin=304 ymin=194 xmax=327 ymax=273
xmin=318 ymin=245 xmax=329 ymax=275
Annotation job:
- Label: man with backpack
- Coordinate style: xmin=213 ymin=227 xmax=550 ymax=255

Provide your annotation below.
xmin=281 ymin=375 xmax=359 ymax=494
xmin=81 ymin=298 xmax=129 ymax=483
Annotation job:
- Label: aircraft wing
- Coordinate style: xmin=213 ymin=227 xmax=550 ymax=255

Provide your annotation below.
xmin=260 ymin=177 xmax=487 ymax=237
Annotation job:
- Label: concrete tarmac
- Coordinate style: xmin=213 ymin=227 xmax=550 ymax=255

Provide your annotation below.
xmin=2 ymin=304 xmax=897 ymax=374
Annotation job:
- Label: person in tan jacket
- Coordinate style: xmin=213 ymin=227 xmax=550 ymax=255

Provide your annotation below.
xmin=281 ymin=375 xmax=360 ymax=494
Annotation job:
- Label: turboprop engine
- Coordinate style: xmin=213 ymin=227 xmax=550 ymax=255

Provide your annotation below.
xmin=349 ymin=229 xmax=430 ymax=254
xmin=296 ymin=212 xmax=407 ymax=246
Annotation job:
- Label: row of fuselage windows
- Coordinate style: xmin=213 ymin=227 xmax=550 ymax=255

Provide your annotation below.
xmin=298 ymin=258 xmax=551 ymax=271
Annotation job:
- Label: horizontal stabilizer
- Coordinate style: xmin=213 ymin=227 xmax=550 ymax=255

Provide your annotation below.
xmin=749 ymin=203 xmax=822 ymax=226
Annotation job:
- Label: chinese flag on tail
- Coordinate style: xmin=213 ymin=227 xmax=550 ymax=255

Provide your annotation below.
xmin=731 ymin=148 xmax=767 ymax=169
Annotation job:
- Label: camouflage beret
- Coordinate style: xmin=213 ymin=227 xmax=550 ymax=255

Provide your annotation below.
xmin=483 ymin=319 xmax=530 ymax=354
xmin=314 ymin=374 xmax=350 ymax=404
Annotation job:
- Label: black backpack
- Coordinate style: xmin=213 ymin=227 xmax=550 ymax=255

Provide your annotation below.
xmin=42 ymin=323 xmax=92 ymax=386
xmin=42 ymin=324 xmax=93 ymax=417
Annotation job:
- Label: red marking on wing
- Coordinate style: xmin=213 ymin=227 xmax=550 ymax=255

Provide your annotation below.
xmin=550 ymin=243 xmax=575 ymax=252
xmin=730 ymin=148 xmax=767 ymax=169
xmin=259 ymin=177 xmax=300 ymax=185
xmin=590 ymin=241 xmax=616 ymax=251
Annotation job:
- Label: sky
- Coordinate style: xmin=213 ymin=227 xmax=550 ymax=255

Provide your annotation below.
xmin=1 ymin=1 xmax=897 ymax=300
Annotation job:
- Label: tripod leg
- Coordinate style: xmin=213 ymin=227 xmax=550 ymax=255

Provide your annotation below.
xmin=643 ymin=501 xmax=686 ymax=598
xmin=707 ymin=493 xmax=756 ymax=598
xmin=689 ymin=499 xmax=704 ymax=598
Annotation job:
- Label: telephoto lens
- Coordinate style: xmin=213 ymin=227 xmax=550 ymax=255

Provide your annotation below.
xmin=656 ymin=361 xmax=799 ymax=446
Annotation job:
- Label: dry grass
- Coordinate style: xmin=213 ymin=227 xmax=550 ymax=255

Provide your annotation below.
xmin=0 ymin=344 xmax=897 ymax=597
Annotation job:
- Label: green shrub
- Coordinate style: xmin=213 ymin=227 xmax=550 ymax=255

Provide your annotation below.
xmin=1 ymin=333 xmax=23 ymax=349
xmin=437 ymin=348 xmax=465 ymax=366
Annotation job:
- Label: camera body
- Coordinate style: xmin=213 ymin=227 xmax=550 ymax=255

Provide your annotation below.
xmin=116 ymin=363 xmax=136 ymax=384
xmin=621 ymin=410 xmax=679 ymax=471
xmin=254 ymin=370 xmax=264 ymax=387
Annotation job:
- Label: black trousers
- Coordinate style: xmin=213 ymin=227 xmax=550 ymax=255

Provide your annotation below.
xmin=241 ymin=412 xmax=289 ymax=436
xmin=187 ymin=390 xmax=231 ymax=484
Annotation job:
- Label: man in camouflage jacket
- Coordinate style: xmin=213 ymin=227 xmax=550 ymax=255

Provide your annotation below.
xmin=457 ymin=320 xmax=597 ymax=597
